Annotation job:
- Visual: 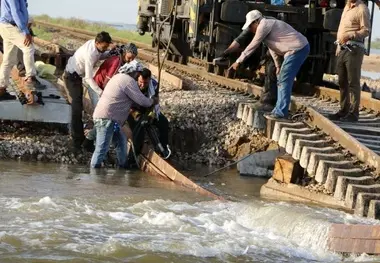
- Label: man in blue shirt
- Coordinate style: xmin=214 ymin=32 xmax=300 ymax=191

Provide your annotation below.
xmin=0 ymin=0 xmax=42 ymax=101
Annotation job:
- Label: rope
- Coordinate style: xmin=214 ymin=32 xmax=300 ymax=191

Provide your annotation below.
xmin=156 ymin=0 xmax=178 ymax=90
xmin=203 ymin=143 xmax=270 ymax=177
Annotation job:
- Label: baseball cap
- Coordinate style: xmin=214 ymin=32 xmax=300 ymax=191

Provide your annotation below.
xmin=242 ymin=10 xmax=263 ymax=30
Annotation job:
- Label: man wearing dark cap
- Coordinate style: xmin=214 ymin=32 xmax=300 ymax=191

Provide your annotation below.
xmin=63 ymin=31 xmax=113 ymax=153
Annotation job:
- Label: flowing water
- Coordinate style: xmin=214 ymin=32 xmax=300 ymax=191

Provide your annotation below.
xmin=1 ymin=161 xmax=380 ymax=263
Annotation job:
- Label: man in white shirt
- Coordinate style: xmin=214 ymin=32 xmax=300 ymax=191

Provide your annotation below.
xmin=63 ymin=31 xmax=112 ymax=152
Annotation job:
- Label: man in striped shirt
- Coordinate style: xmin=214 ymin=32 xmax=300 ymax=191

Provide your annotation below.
xmin=91 ymin=64 xmax=158 ymax=168
xmin=229 ymin=10 xmax=310 ymax=119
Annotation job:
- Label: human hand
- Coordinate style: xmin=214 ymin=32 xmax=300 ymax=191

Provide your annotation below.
xmin=24 ymin=34 xmax=33 ymax=47
xmin=276 ymin=67 xmax=280 ymax=75
xmin=84 ymin=129 xmax=91 ymax=137
xmin=228 ymin=62 xmax=240 ymax=71
xmin=339 ymin=34 xmax=352 ymax=44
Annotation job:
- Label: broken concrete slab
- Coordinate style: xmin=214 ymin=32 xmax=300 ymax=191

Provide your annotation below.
xmin=237 ymin=149 xmax=285 ymax=177
xmin=0 ymin=77 xmax=71 ymax=124
xmin=328 ymin=224 xmax=380 ymax=254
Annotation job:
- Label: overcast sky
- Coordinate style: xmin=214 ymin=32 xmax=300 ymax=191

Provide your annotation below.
xmin=28 ymin=0 xmax=380 ymax=39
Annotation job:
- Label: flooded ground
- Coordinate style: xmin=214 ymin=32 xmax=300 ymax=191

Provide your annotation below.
xmin=1 ymin=161 xmax=380 ymax=263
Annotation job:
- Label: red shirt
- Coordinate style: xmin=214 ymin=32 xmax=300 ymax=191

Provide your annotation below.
xmin=94 ymin=56 xmax=122 ymax=90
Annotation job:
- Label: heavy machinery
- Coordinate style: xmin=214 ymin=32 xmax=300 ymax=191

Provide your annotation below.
xmin=137 ymin=0 xmax=375 ymax=85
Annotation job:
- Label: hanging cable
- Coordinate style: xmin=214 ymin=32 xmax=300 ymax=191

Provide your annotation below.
xmin=156 ymin=0 xmax=178 ymax=91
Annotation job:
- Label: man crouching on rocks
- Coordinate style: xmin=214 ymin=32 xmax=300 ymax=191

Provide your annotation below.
xmin=91 ymin=61 xmax=158 ymax=168
xmin=126 ymin=68 xmax=171 ymax=166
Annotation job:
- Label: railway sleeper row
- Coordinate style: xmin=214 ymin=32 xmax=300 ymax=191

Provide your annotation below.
xmin=236 ymin=96 xmax=380 ymax=220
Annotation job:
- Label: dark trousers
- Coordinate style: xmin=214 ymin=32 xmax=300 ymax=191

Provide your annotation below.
xmin=63 ymin=71 xmax=85 ymax=148
xmin=337 ymin=48 xmax=364 ymax=118
xmin=260 ymin=57 xmax=278 ymax=106
xmin=128 ymin=113 xmax=169 ymax=156
xmin=245 ymin=52 xmax=278 ymax=107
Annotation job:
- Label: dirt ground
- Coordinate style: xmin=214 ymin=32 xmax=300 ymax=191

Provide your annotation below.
xmin=363 ymin=54 xmax=380 ymax=72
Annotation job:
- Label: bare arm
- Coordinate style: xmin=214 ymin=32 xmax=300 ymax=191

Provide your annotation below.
xmin=268 ymin=49 xmax=282 ymax=70
xmin=123 ymin=80 xmax=154 ymax=108
xmin=236 ymin=21 xmax=272 ymax=64
xmin=224 ymin=41 xmax=241 ymax=55
xmin=84 ymin=58 xmax=103 ymax=95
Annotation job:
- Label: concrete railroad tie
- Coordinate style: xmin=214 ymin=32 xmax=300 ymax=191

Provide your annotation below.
xmin=269 ymin=112 xmax=380 ymax=219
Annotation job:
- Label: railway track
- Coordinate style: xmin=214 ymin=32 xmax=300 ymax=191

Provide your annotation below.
xmin=33 ymin=21 xmax=380 ymax=220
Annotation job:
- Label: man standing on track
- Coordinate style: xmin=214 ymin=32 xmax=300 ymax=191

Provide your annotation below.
xmin=229 ymin=10 xmax=310 ymax=120
xmin=328 ymin=0 xmax=370 ymax=122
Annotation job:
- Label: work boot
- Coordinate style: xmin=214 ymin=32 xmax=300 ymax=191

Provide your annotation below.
xmin=328 ymin=111 xmax=347 ymax=121
xmin=256 ymin=102 xmax=275 ymax=112
xmin=25 ymin=76 xmax=46 ymax=90
xmin=263 ymin=112 xmax=291 ymax=122
xmin=340 ymin=113 xmax=358 ymax=122
xmin=0 ymin=88 xmax=16 ymax=101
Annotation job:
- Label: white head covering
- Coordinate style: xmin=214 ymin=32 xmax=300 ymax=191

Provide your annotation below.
xmin=242 ymin=10 xmax=263 ymax=30
xmin=118 ymin=59 xmax=144 ymax=74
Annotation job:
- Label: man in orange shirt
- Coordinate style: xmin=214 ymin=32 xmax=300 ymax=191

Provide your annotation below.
xmin=329 ymin=0 xmax=370 ymax=122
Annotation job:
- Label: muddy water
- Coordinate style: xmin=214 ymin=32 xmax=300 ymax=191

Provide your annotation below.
xmin=1 ymin=161 xmax=380 ymax=263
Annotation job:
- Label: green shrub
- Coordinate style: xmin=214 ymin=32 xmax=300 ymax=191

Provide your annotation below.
xmin=33 ymin=14 xmax=152 ymax=44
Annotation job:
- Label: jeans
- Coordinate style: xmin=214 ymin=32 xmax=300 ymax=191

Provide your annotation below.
xmin=272 ymin=44 xmax=310 ymax=118
xmin=0 ymin=23 xmax=37 ymax=87
xmin=90 ymin=118 xmax=128 ymax=168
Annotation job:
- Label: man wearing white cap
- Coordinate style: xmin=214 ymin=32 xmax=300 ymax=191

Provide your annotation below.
xmin=229 ymin=10 xmax=310 ymax=119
